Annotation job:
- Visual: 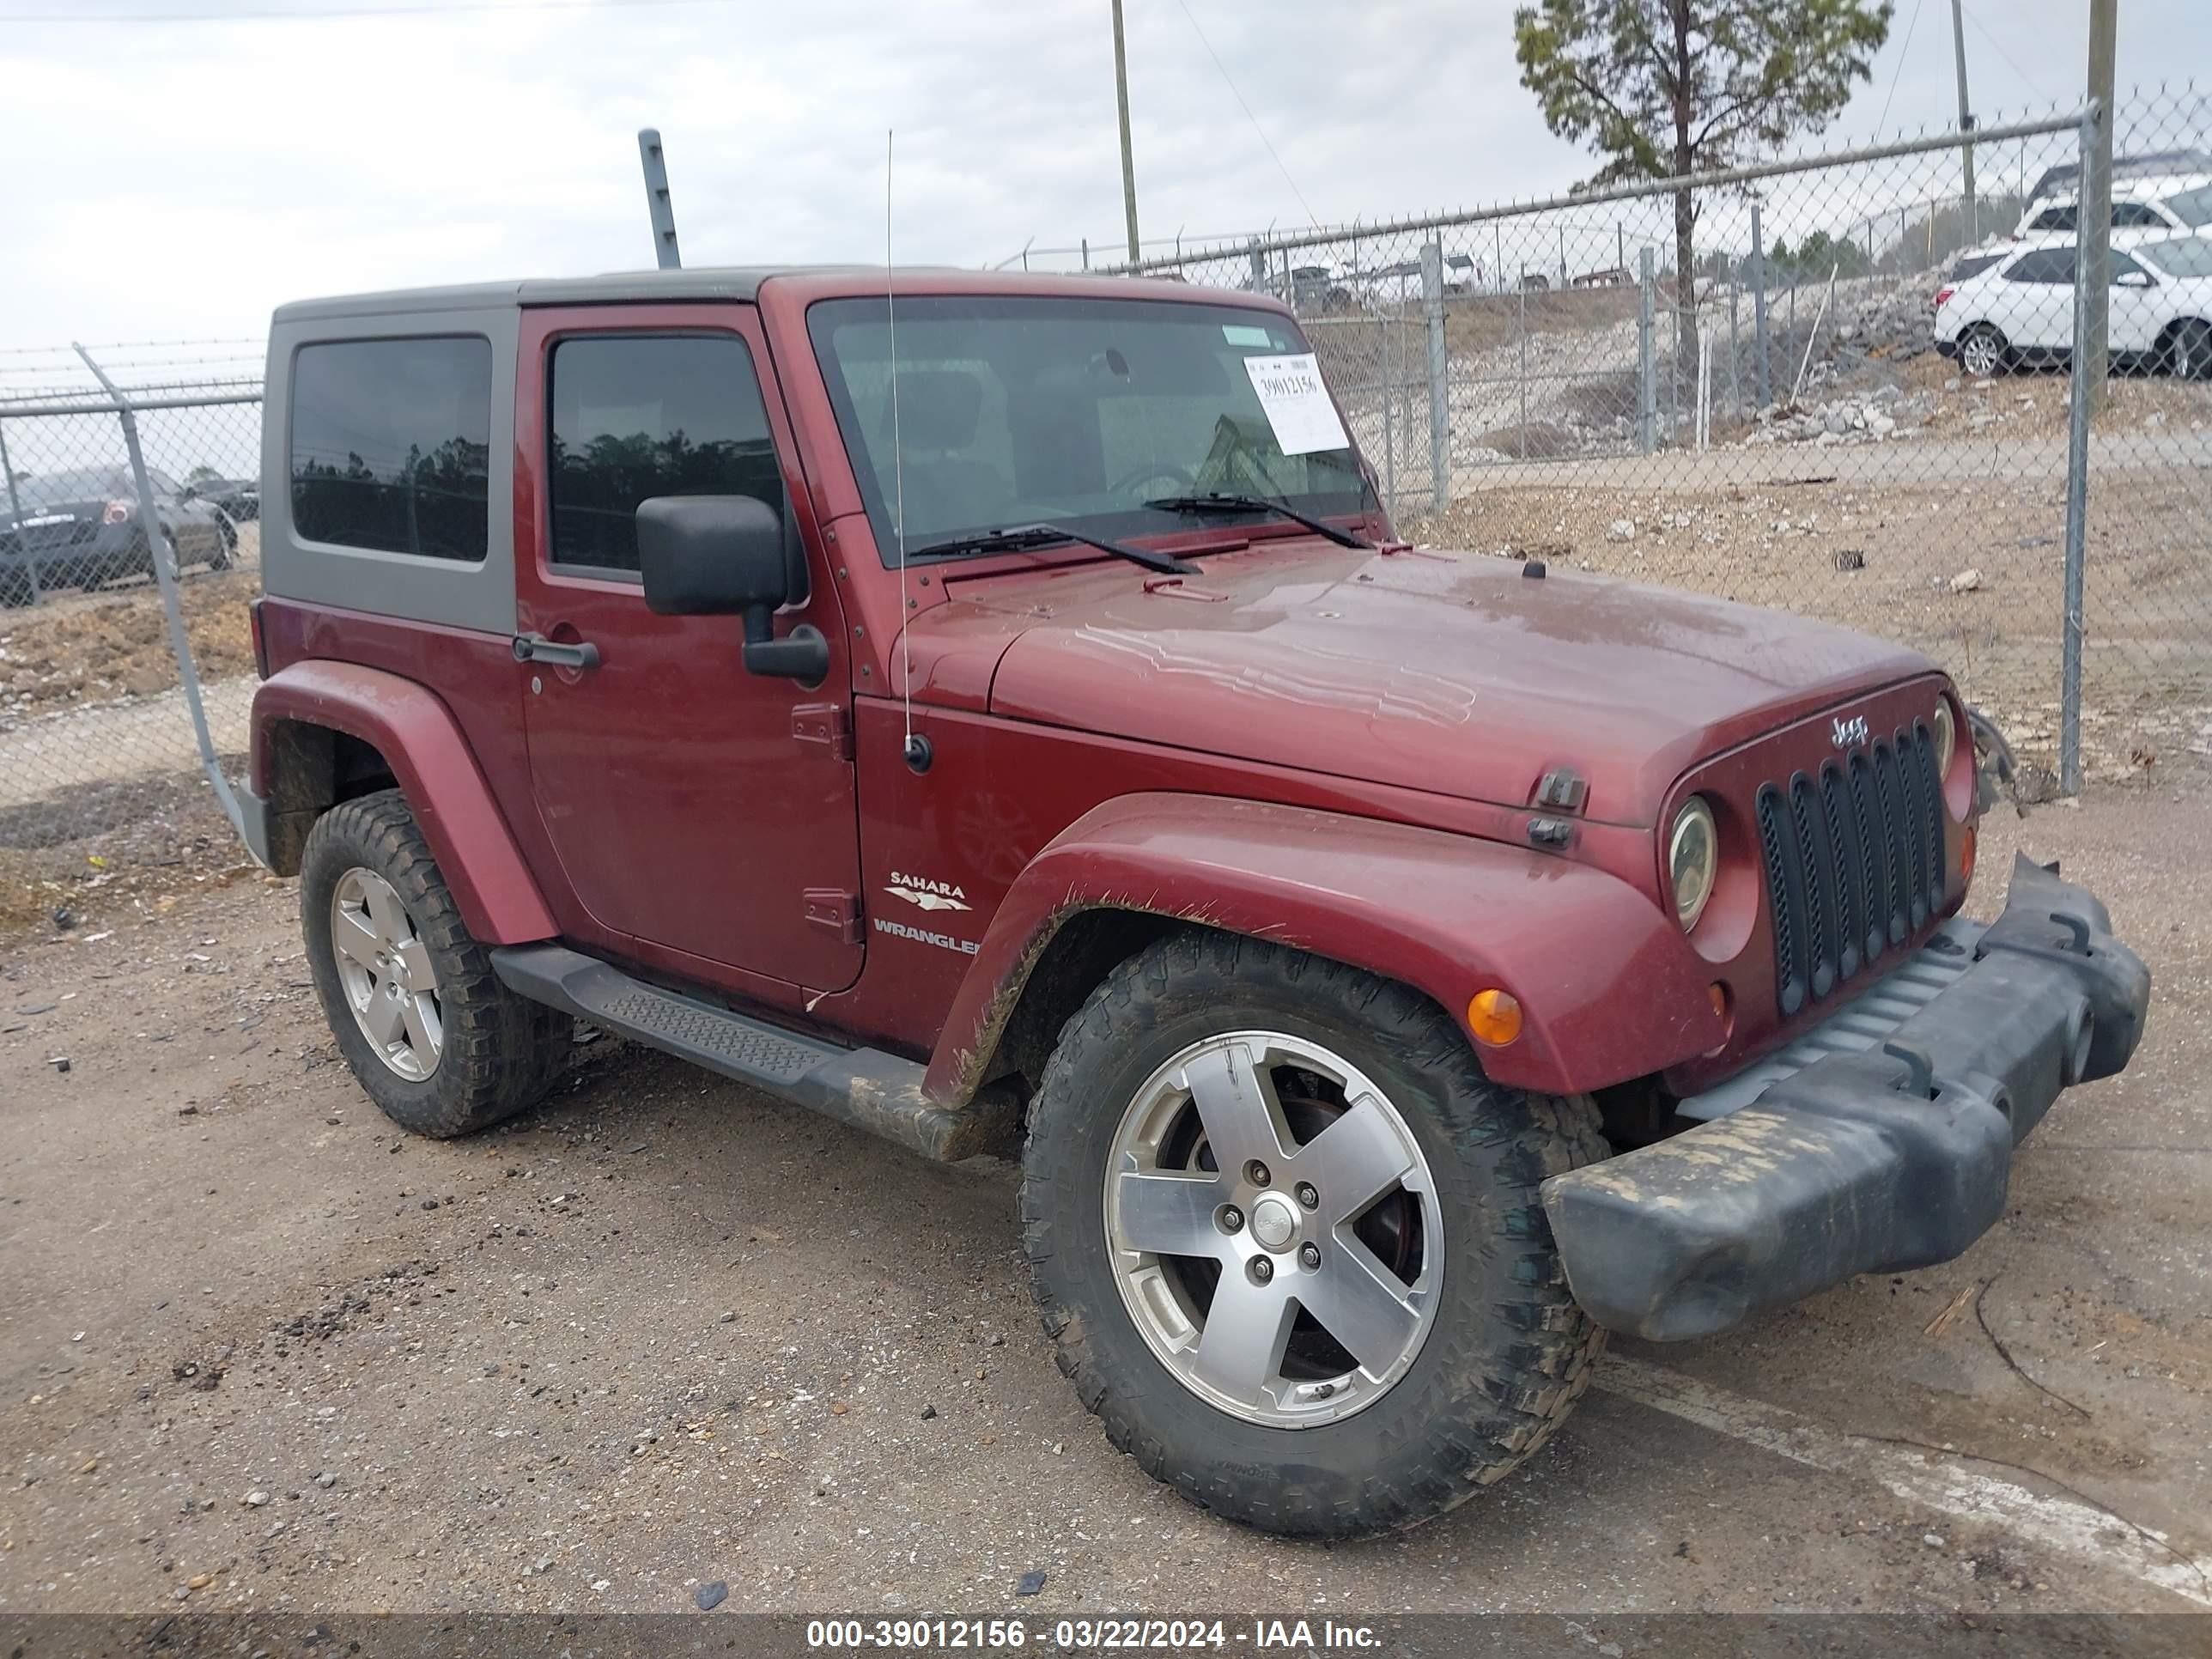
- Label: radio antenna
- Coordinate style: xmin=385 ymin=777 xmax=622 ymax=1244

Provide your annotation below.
xmin=886 ymin=128 xmax=922 ymax=769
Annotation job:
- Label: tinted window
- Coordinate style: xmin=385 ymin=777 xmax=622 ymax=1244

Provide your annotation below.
xmin=2166 ymin=183 xmax=2212 ymax=228
xmin=290 ymin=337 xmax=491 ymax=562
xmin=2109 ymin=252 xmax=2148 ymax=283
xmin=2028 ymin=205 xmax=2076 ymax=232
xmin=2112 ymin=201 xmax=2167 ymax=228
xmin=2007 ymin=248 xmax=2075 ymax=284
xmin=1950 ymin=252 xmax=2002 ymax=282
xmin=548 ymin=334 xmax=781 ymax=575
xmin=2145 ymin=236 xmax=2212 ymax=278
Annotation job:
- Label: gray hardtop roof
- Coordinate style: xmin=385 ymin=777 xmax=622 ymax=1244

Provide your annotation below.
xmin=270 ymin=264 xmax=866 ymax=322
xmin=270 ymin=263 xmax=1215 ymax=324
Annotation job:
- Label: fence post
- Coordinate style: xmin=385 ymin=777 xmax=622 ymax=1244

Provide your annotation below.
xmin=1637 ymin=246 xmax=1657 ymax=454
xmin=1380 ymin=312 xmax=1397 ymax=520
xmin=70 ymin=343 xmax=243 ymax=836
xmin=1752 ymin=200 xmax=1771 ymax=408
xmin=0 ymin=419 xmax=41 ymax=605
xmin=2058 ymin=100 xmax=2105 ymax=797
xmin=1249 ymin=236 xmax=1267 ymax=295
xmin=1516 ymin=276 xmax=1529 ymax=460
xmin=1421 ymin=238 xmax=1449 ymax=509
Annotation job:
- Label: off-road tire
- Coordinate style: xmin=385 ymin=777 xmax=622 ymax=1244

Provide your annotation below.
xmin=209 ymin=518 xmax=236 ymax=572
xmin=301 ymin=789 xmax=570 ymax=1137
xmin=1019 ymin=930 xmax=1608 ymax=1537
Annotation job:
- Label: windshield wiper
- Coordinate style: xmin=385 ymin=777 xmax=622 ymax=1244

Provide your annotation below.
xmin=900 ymin=522 xmax=1195 ymax=575
xmin=1144 ymin=492 xmax=1371 ymax=550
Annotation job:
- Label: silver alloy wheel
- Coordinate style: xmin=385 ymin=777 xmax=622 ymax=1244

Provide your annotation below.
xmin=1960 ymin=329 xmax=2003 ymax=379
xmin=1103 ymin=1030 xmax=1441 ymax=1428
xmin=329 ymin=866 xmax=443 ymax=1081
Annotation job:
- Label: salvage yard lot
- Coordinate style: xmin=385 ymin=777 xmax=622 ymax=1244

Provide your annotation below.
xmin=2 ymin=791 xmax=2209 ymax=1619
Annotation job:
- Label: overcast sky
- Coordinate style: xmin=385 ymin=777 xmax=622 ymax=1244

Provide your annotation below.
xmin=1 ymin=0 xmax=2206 ymax=352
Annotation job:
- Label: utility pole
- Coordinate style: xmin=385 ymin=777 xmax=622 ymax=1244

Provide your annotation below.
xmin=2081 ymin=0 xmax=2118 ymax=414
xmin=1111 ymin=0 xmax=1141 ymax=264
xmin=1948 ymin=0 xmax=1978 ymax=246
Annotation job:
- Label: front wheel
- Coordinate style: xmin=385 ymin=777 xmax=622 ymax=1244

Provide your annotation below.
xmin=1020 ymin=931 xmax=1607 ymax=1537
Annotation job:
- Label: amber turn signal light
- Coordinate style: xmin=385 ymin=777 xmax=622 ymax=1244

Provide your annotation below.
xmin=1468 ymin=988 xmax=1522 ymax=1046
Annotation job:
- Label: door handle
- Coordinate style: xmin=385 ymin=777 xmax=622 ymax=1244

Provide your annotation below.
xmin=513 ymin=633 xmax=601 ymax=671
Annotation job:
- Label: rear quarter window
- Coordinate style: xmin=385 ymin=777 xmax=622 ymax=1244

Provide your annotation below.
xmin=1950 ymin=253 xmax=2002 ymax=282
xmin=289 ymin=337 xmax=492 ymax=562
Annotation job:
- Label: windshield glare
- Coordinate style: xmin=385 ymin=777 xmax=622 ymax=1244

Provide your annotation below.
xmin=806 ymin=295 xmax=1364 ymax=561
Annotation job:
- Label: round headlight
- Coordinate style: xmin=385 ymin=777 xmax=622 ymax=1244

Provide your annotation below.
xmin=1668 ymin=797 xmax=1718 ymax=933
xmin=1932 ymin=702 xmax=1956 ymax=775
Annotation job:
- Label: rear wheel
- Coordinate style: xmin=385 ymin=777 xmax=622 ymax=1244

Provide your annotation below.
xmin=2166 ymin=319 xmax=2212 ymax=382
xmin=1958 ymin=324 xmax=2009 ymax=380
xmin=0 ymin=565 xmax=33 ymax=609
xmin=301 ymin=789 xmax=570 ymax=1137
xmin=1021 ymin=931 xmax=1607 ymax=1537
xmin=208 ymin=517 xmax=236 ymax=571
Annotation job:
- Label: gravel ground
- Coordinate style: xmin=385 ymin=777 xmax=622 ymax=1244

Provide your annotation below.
xmin=2 ymin=787 xmax=2209 ymax=1625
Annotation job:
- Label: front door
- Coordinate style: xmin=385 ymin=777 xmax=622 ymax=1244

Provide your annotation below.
xmin=514 ymin=306 xmax=863 ymax=992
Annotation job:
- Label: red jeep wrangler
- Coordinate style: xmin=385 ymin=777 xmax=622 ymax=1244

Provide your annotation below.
xmin=242 ymin=268 xmax=2148 ymax=1537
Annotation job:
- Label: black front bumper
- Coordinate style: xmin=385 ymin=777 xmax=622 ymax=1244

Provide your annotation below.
xmin=1541 ymin=854 xmax=2150 ymax=1341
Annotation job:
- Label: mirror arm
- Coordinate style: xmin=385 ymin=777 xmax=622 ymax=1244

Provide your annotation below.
xmin=743 ymin=623 xmax=830 ymax=684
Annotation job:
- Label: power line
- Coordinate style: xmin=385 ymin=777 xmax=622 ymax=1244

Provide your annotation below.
xmin=1958 ymin=0 xmax=2051 ymax=102
xmin=1166 ymin=0 xmax=1320 ymax=229
xmin=3 ymin=0 xmax=732 ymax=23
xmin=1875 ymin=0 xmax=1927 ymax=133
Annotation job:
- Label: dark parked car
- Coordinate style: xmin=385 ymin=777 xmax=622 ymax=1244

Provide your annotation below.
xmin=0 ymin=464 xmax=234 ymax=606
xmin=188 ymin=475 xmax=260 ymax=522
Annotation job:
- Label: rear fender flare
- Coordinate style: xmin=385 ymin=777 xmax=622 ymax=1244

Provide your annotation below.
xmin=926 ymin=793 xmax=1723 ymax=1102
xmin=250 ymin=660 xmax=556 ymax=944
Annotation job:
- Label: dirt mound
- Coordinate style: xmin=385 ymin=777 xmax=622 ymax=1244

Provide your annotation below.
xmin=0 ymin=571 xmax=256 ymax=712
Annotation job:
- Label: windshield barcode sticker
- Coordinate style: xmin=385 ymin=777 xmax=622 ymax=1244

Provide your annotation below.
xmin=1242 ymin=353 xmax=1348 ymax=456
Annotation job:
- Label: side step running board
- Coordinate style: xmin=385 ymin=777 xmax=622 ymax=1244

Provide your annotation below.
xmin=490 ymin=945 xmax=1017 ymax=1163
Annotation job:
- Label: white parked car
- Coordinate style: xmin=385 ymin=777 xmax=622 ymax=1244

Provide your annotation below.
xmin=2011 ymin=175 xmax=2212 ymax=245
xmin=1933 ymin=234 xmax=2212 ymax=379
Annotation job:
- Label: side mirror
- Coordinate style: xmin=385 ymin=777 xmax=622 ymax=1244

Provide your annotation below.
xmin=635 ymin=495 xmax=828 ymax=682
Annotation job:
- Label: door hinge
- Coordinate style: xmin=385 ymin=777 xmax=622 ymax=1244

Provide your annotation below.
xmin=792 ymin=702 xmax=854 ymax=761
xmin=804 ymin=888 xmax=863 ymax=944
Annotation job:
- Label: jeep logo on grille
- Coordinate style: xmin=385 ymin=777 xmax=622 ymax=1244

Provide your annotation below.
xmin=1831 ymin=714 xmax=1870 ymax=750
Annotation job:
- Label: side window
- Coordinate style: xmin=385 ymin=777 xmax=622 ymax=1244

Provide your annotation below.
xmin=2007 ymin=249 xmax=2074 ymax=285
xmin=2112 ymin=202 xmax=2165 ymax=228
xmin=2109 ymin=252 xmax=2148 ymax=283
xmin=290 ymin=337 xmax=492 ymax=562
xmin=2028 ymin=205 xmax=2076 ymax=233
xmin=547 ymin=333 xmax=782 ymax=575
xmin=2166 ymin=184 xmax=2212 ymax=228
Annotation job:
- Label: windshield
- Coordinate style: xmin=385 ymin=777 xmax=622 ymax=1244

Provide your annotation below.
xmin=806 ymin=295 xmax=1364 ymax=563
xmin=2144 ymin=235 xmax=2212 ymax=278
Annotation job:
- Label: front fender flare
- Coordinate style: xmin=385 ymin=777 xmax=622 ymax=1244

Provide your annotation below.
xmin=250 ymin=660 xmax=557 ymax=945
xmin=927 ymin=793 xmax=1723 ymax=1102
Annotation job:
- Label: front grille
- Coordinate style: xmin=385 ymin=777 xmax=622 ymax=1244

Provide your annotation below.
xmin=1756 ymin=721 xmax=1943 ymax=1018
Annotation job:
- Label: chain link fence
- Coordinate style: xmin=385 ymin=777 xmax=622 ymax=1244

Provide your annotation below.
xmin=1109 ymin=83 xmax=2212 ymax=799
xmin=3 ymin=86 xmax=2209 ymax=925
xmin=0 ymin=343 xmax=262 ymax=929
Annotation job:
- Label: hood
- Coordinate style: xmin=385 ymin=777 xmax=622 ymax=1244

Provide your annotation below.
xmin=950 ymin=539 xmax=1932 ymax=826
